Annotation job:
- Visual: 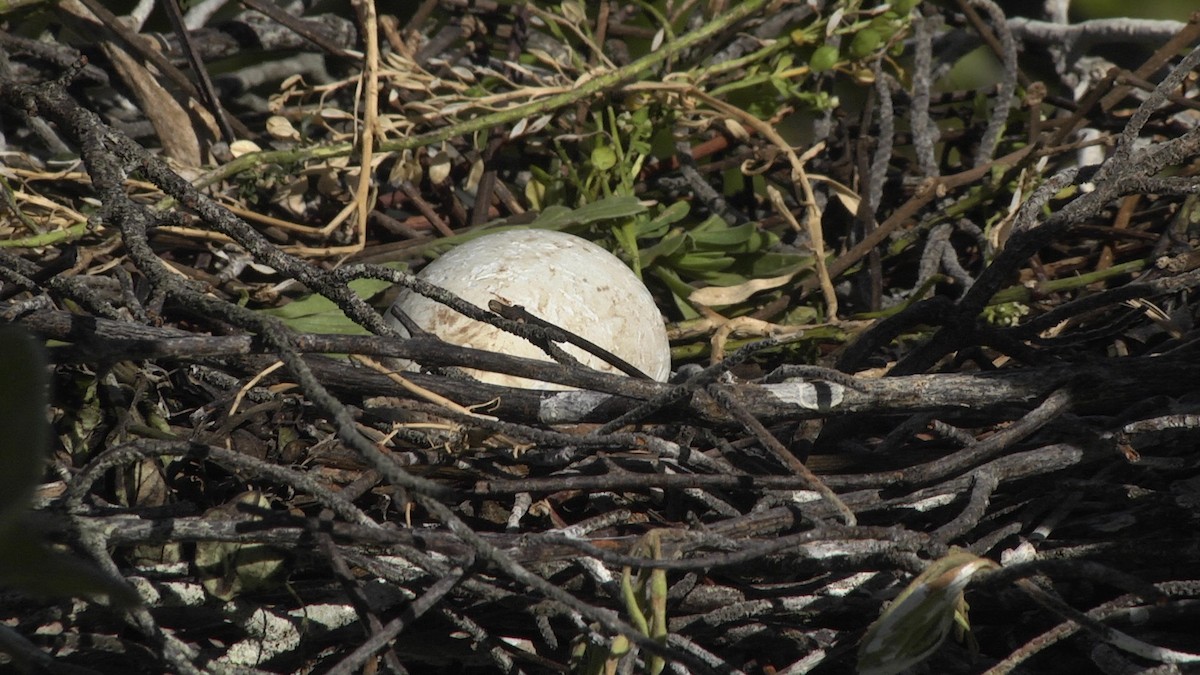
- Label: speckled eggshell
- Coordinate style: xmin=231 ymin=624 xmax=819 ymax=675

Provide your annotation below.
xmin=386 ymin=229 xmax=671 ymax=390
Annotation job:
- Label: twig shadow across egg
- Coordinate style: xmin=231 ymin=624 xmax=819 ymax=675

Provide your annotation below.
xmin=386 ymin=230 xmax=672 ymax=390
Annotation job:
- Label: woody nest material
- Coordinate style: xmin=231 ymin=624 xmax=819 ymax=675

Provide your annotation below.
xmin=1 ymin=2 xmax=1200 ymax=674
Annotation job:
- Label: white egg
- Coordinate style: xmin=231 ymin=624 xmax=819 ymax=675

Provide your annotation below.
xmin=386 ymin=229 xmax=671 ymax=390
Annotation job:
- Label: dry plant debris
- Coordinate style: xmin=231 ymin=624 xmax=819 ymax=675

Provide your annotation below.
xmin=2 ymin=1 xmax=1200 ymax=673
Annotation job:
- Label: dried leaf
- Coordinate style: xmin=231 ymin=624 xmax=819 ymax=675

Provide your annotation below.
xmin=724 ymin=118 xmax=750 ymax=140
xmin=689 ymin=271 xmax=800 ymax=306
xmin=428 ymin=151 xmax=452 ymax=185
xmin=229 ymin=139 xmax=262 ymax=158
xmin=808 ymin=173 xmax=861 ymax=213
xmin=651 ymin=28 xmax=665 ymax=52
xmin=266 ymin=115 xmax=300 ymax=140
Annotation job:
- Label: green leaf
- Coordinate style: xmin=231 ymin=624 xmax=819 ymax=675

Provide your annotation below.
xmin=742 ymin=251 xmax=812 ymax=277
xmin=635 ymin=200 xmax=690 ymax=239
xmin=639 ymin=231 xmax=687 ymax=265
xmin=687 ymin=270 xmax=752 ymax=286
xmin=261 ymin=277 xmax=394 ymax=335
xmin=528 ymin=195 xmax=646 ymax=229
xmin=688 ymin=223 xmax=757 ymax=248
xmin=568 ymin=195 xmax=647 ymax=224
xmin=651 ymin=267 xmax=700 ymax=320
xmin=669 ymin=250 xmax=736 ymax=273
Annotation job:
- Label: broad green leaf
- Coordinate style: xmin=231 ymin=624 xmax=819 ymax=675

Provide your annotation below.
xmin=858 ymin=548 xmax=999 ymax=675
xmin=688 ymin=270 xmax=753 ymax=286
xmin=568 ymin=195 xmax=647 ymax=224
xmin=849 ymin=28 xmax=882 ymax=59
xmin=262 ymin=277 xmax=394 ymax=335
xmin=525 ymin=175 xmax=547 ymax=210
xmin=525 ymin=205 xmax=574 ymax=229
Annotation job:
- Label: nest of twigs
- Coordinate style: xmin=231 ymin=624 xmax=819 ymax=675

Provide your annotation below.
xmin=2 ymin=1 xmax=1200 ymax=673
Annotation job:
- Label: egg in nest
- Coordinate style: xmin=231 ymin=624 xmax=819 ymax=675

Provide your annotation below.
xmin=386 ymin=229 xmax=671 ymax=390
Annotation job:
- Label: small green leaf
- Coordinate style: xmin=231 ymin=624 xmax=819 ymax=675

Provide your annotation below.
xmin=688 ymin=222 xmax=759 ymax=248
xmin=526 ymin=205 xmax=575 ymax=230
xmin=688 ymin=270 xmax=752 ymax=286
xmin=635 ymin=201 xmax=690 ymax=239
xmin=639 ymin=231 xmax=687 ymax=265
xmin=525 ymin=176 xmax=547 ymax=210
xmin=669 ymin=250 xmax=735 ymax=273
xmin=651 ymin=267 xmax=700 ymax=319
xmin=743 ymin=251 xmax=812 ymax=277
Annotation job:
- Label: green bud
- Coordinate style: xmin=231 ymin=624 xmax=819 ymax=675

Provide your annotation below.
xmin=591 ymin=145 xmax=617 ymax=171
xmin=849 ymin=29 xmax=882 ymax=60
xmin=810 ymin=45 xmax=839 ymax=73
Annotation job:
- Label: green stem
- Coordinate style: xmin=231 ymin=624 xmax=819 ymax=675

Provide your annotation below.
xmin=0 ymin=222 xmax=90 ymax=248
xmin=988 ymin=257 xmax=1148 ymax=304
xmin=190 ymin=0 xmax=769 ymax=190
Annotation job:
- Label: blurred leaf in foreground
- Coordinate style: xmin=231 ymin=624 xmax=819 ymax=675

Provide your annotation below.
xmin=0 ymin=327 xmax=140 ymax=607
xmin=857 ymin=548 xmax=998 ymax=675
